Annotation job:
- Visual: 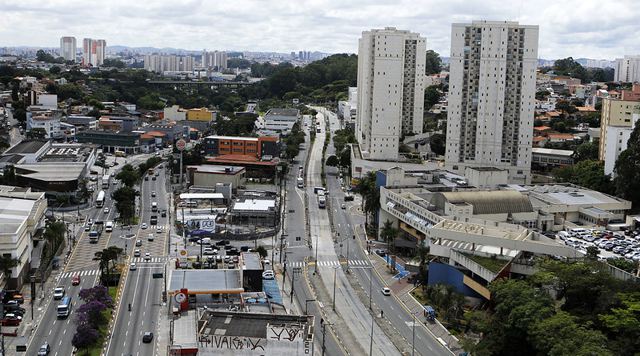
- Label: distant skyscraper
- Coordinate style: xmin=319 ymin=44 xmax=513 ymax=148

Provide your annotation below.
xmin=82 ymin=38 xmax=106 ymax=66
xmin=202 ymin=50 xmax=228 ymax=70
xmin=59 ymin=36 xmax=76 ymax=61
xmin=144 ymin=54 xmax=194 ymax=73
xmin=614 ymin=55 xmax=640 ymax=82
xmin=445 ymin=21 xmax=539 ymax=184
xmin=355 ymin=27 xmax=426 ymax=161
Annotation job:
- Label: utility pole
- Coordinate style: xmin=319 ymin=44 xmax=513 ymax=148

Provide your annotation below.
xmin=332 ymin=266 xmax=337 ymax=311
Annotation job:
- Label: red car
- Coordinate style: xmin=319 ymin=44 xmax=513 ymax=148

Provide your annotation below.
xmin=72 ymin=275 xmax=81 ymax=286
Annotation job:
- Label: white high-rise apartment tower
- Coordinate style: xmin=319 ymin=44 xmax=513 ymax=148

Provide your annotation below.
xmin=445 ymin=21 xmax=539 ymax=184
xmin=356 ymin=27 xmax=426 ymax=161
xmin=82 ymin=38 xmax=106 ymax=66
xmin=60 ymin=36 xmax=76 ymax=61
xmin=615 ymin=55 xmax=640 ymax=82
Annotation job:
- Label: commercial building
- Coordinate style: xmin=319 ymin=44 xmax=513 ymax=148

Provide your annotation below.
xmin=144 ymin=54 xmax=194 ymax=73
xmin=187 ymin=165 xmax=246 ymax=190
xmin=0 ymin=188 xmax=47 ymax=289
xmin=603 ymin=114 xmax=638 ymax=176
xmin=598 ymin=84 xmax=640 ymax=160
xmin=203 ymin=135 xmax=280 ymax=160
xmin=376 ymin=167 xmax=630 ymax=299
xmin=164 ymin=105 xmax=187 ymax=121
xmin=202 ymin=50 xmax=228 ymax=70
xmin=26 ymin=107 xmax=62 ymax=139
xmin=187 ymin=108 xmax=215 ymax=122
xmin=445 ymin=21 xmax=539 ymax=184
xmin=59 ymin=36 xmax=76 ymax=62
xmin=230 ymin=197 xmax=277 ymax=227
xmin=97 ymin=115 xmax=139 ymax=132
xmin=614 ymin=55 xmax=640 ymax=82
xmin=356 ymin=27 xmax=426 ymax=160
xmin=76 ymin=130 xmax=143 ymax=154
xmin=82 ymin=38 xmax=106 ymax=67
xmin=263 ymin=108 xmax=300 ymax=133
xmin=531 ymin=147 xmax=574 ymax=170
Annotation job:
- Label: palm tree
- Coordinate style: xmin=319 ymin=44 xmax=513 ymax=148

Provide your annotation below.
xmin=356 ymin=171 xmax=380 ymax=228
xmin=93 ymin=246 xmax=122 ymax=285
xmin=416 ymin=239 xmax=429 ymax=283
xmin=380 ymin=220 xmax=398 ymax=270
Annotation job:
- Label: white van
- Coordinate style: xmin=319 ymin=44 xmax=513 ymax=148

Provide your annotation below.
xmin=198 ymin=238 xmax=211 ymax=245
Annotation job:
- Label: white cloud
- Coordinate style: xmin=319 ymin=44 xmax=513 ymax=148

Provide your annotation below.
xmin=0 ymin=0 xmax=638 ymax=59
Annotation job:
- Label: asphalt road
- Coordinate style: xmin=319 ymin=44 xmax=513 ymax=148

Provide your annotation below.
xmin=321 ymin=109 xmax=452 ymax=356
xmin=25 ymin=153 xmax=167 ymax=356
xmin=106 ymin=164 xmax=170 ymax=356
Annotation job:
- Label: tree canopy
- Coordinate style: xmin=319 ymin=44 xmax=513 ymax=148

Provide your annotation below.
xmin=425 ymin=50 xmax=442 ymax=75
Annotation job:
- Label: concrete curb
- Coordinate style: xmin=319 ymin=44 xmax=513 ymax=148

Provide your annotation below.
xmin=101 ymin=255 xmax=130 ymax=355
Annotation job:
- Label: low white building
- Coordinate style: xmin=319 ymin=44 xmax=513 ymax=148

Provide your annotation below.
xmin=164 ymin=105 xmax=187 ymax=121
xmin=603 ymin=113 xmax=638 ymax=176
xmin=263 ymin=108 xmax=300 ymax=133
xmin=0 ymin=187 xmax=47 ymax=289
xmin=26 ymin=107 xmax=62 ymax=139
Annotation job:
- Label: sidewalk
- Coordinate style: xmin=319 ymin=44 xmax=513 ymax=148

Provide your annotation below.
xmin=369 ymin=253 xmax=463 ymax=354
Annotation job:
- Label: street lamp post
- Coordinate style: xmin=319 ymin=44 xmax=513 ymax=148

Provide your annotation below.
xmin=314 ymin=235 xmax=319 ymax=273
xmin=332 ymin=266 xmax=338 ymax=311
xmin=411 ymin=312 xmax=417 ymax=356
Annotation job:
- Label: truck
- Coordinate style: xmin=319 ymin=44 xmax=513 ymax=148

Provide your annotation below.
xmin=102 ymin=175 xmax=110 ymax=189
xmin=318 ymin=195 xmax=326 ymax=209
xmin=423 ymin=305 xmax=436 ymax=322
xmin=57 ymin=296 xmax=72 ymax=318
xmin=89 ymin=221 xmax=104 ymax=243
xmin=297 ymin=177 xmax=304 ymax=188
xmin=96 ymin=190 xmax=105 ymax=207
xmin=105 ymin=221 xmax=113 ymax=233
xmin=150 ymin=215 xmax=158 ymax=225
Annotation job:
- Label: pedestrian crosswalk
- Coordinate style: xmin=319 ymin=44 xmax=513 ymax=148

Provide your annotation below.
xmin=286 ymin=259 xmax=370 ymax=268
xmin=131 ymin=256 xmax=168 ymax=263
xmin=61 ymin=269 xmax=100 ymax=278
xmin=146 ymin=225 xmax=166 ymax=231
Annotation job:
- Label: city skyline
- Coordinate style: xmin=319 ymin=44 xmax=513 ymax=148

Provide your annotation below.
xmin=0 ymin=0 xmax=638 ymax=59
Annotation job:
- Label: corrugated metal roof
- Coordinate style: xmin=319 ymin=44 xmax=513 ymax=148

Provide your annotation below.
xmin=438 ymin=191 xmax=533 ymax=215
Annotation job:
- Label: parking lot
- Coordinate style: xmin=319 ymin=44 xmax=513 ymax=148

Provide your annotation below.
xmin=559 ymin=228 xmax=640 ymax=262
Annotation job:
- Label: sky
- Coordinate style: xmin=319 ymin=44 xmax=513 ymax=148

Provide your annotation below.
xmin=0 ymin=0 xmax=638 ymax=59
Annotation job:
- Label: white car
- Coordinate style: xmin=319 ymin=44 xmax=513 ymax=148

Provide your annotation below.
xmin=144 ymin=252 xmax=151 ymax=261
xmin=141 ymin=223 xmax=147 ymax=229
xmin=156 ymin=227 xmax=163 ymax=234
xmin=381 ymin=287 xmax=391 ymax=296
xmin=151 ymin=191 xmax=156 ymax=197
xmin=262 ymin=270 xmax=275 ymax=280
xmin=103 ymin=207 xmax=110 ymax=213
xmin=203 ymin=247 xmax=217 ymax=255
xmin=53 ymin=287 xmax=65 ymax=300
xmin=130 ymin=263 xmax=137 ymax=271
xmin=148 ymin=233 xmax=154 ymax=241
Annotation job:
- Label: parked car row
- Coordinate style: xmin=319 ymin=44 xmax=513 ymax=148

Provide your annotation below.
xmin=559 ymin=228 xmax=640 ymax=261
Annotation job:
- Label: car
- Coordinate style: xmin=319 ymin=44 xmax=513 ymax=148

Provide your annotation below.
xmin=152 ymin=177 xmax=156 ymax=181
xmin=144 ymin=176 xmax=149 ymax=181
xmin=53 ymin=287 xmax=65 ymax=300
xmin=156 ymin=227 xmax=162 ymax=234
xmin=374 ymin=249 xmax=387 ymax=257
xmin=103 ymin=207 xmax=110 ymax=213
xmin=72 ymin=275 xmax=81 ymax=286
xmin=134 ymin=249 xmax=141 ymax=257
xmin=141 ymin=223 xmax=147 ymax=229
xmin=381 ymin=287 xmax=391 ymax=296
xmin=37 ymin=342 xmax=50 ymax=355
xmin=87 ymin=218 xmax=93 ymax=224
xmin=130 ymin=263 xmax=137 ymax=271
xmin=203 ymin=248 xmax=217 ymax=255
xmin=240 ymin=246 xmax=250 ymax=252
xmin=135 ymin=239 xmax=142 ymax=247
xmin=142 ymin=331 xmax=154 ymax=343
xmin=148 ymin=233 xmax=154 ymax=241
xmin=341 ymin=204 xmax=346 ymax=209
xmin=144 ymin=253 xmax=151 ymax=261
xmin=216 ymin=240 xmax=230 ymax=246
xmin=84 ymin=225 xmax=91 ymax=232
xmin=262 ymin=270 xmax=275 ymax=280
xmin=11 ymin=294 xmax=24 ymax=304
xmin=161 ymin=210 xmax=167 ymax=217
xmin=151 ymin=191 xmax=156 ymax=197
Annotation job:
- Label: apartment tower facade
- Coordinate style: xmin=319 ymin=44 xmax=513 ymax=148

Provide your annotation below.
xmin=356 ymin=27 xmax=426 ymax=161
xmin=82 ymin=38 xmax=106 ymax=66
xmin=445 ymin=21 xmax=539 ymax=184
xmin=59 ymin=36 xmax=76 ymax=62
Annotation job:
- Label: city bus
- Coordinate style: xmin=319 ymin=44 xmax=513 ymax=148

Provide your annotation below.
xmin=96 ymin=190 xmax=105 ymax=207
xmin=101 ymin=174 xmax=110 ymax=189
xmin=57 ymin=296 xmax=72 ymax=318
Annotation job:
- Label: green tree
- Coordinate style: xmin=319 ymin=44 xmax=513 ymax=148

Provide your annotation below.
xmin=573 ymin=140 xmax=599 ymax=162
xmin=536 ymin=89 xmax=551 ymax=100
xmin=424 ymin=50 xmax=442 ymax=75
xmin=355 ymin=171 xmax=379 ymax=228
xmin=429 ymin=133 xmax=446 ymax=156
xmin=102 ymin=58 xmax=126 ymax=68
xmin=111 ymin=186 xmax=139 ymax=224
xmin=93 ymin=246 xmax=123 ymax=285
xmin=606 ymin=258 xmax=637 ymax=273
xmin=254 ymin=246 xmax=268 ymax=258
xmin=599 ymin=292 xmax=640 ymax=354
xmin=529 ymin=311 xmax=612 ymax=356
xmin=116 ymin=164 xmax=140 ymax=187
xmin=424 ymin=85 xmax=441 ymax=111
xmin=49 ymin=66 xmax=61 ymax=75
xmin=614 ymin=120 xmax=640 ymax=211
xmin=326 ymin=155 xmax=338 ymax=167
xmin=379 ymin=220 xmax=398 ymax=255
xmin=0 ymin=255 xmax=20 ymax=280
xmin=552 ymin=160 xmax=613 ymax=194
